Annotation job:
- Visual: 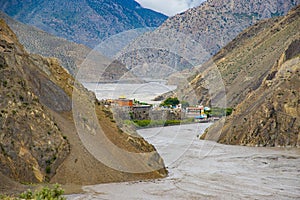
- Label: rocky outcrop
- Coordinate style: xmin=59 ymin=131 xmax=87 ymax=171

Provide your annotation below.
xmin=0 ymin=19 xmax=167 ymax=193
xmin=0 ymin=20 xmax=70 ymax=183
xmin=200 ymin=6 xmax=300 ymax=147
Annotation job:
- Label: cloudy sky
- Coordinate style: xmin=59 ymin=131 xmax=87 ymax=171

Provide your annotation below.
xmin=135 ymin=0 xmax=206 ymax=16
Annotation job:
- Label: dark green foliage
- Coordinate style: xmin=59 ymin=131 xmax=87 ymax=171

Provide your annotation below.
xmin=2 ymin=80 xmax=7 ymax=87
xmin=160 ymin=97 xmax=180 ymax=107
xmin=205 ymin=107 xmax=233 ymax=117
xmin=46 ymin=166 xmax=51 ymax=174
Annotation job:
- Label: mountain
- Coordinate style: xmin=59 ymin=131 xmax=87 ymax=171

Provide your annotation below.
xmin=0 ymin=19 xmax=166 ymax=193
xmin=115 ymin=0 xmax=299 ymax=80
xmin=0 ymin=0 xmax=167 ymax=48
xmin=0 ymin=11 xmax=136 ymax=82
xmin=0 ymin=11 xmax=90 ymax=75
xmin=199 ymin=5 xmax=300 ymax=147
xmin=180 ymin=4 xmax=300 ymax=107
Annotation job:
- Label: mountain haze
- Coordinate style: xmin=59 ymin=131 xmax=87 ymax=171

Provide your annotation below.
xmin=0 ymin=12 xmax=136 ymax=82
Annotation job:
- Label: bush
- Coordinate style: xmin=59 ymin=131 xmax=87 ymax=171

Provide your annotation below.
xmin=2 ymin=80 xmax=7 ymax=87
xmin=19 ymin=184 xmax=66 ymax=200
xmin=45 ymin=165 xmax=51 ymax=174
xmin=205 ymin=107 xmax=233 ymax=117
xmin=160 ymin=97 xmax=180 ymax=107
xmin=181 ymin=101 xmax=189 ymax=109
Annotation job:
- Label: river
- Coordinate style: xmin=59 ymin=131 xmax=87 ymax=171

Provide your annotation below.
xmin=82 ymin=82 xmax=177 ymax=104
xmin=67 ymin=123 xmax=300 ymax=199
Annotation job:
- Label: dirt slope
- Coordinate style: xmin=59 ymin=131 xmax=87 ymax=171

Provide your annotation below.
xmin=0 ymin=19 xmax=167 ymax=194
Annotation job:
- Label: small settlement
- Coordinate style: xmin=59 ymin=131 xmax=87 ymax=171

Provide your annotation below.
xmin=104 ymin=96 xmax=219 ymax=123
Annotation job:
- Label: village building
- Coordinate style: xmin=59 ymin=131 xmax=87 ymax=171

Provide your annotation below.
xmin=132 ymin=105 xmax=152 ymax=120
xmin=186 ymin=106 xmax=204 ymax=117
xmin=115 ymin=96 xmax=133 ymax=110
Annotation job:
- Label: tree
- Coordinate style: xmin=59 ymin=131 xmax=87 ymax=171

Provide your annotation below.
xmin=160 ymin=97 xmax=180 ymax=107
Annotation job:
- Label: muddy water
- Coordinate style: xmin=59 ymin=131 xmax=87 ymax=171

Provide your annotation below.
xmin=67 ymin=124 xmax=300 ymax=199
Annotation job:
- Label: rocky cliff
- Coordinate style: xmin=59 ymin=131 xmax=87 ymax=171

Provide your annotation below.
xmin=0 ymin=0 xmax=167 ymax=48
xmin=200 ymin=6 xmax=300 ymax=147
xmin=0 ymin=19 xmax=167 ymax=193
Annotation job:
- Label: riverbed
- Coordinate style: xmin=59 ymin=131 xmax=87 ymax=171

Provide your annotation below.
xmin=67 ymin=123 xmax=300 ymax=199
xmin=82 ymin=82 xmax=177 ymax=104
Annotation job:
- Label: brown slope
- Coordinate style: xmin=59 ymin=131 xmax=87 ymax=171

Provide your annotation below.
xmin=199 ymin=6 xmax=300 ymax=147
xmin=205 ymin=40 xmax=300 ymax=147
xmin=180 ymin=4 xmax=300 ymax=107
xmin=0 ymin=19 xmax=166 ymax=193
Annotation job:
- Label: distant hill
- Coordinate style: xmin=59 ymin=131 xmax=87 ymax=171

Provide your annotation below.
xmin=199 ymin=5 xmax=300 ymax=147
xmin=116 ymin=0 xmax=299 ymax=80
xmin=0 ymin=0 xmax=167 ymax=48
xmin=0 ymin=19 xmax=166 ymax=193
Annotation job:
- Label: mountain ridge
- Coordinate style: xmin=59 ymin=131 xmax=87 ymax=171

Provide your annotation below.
xmin=0 ymin=0 xmax=167 ymax=48
xmin=115 ymin=0 xmax=299 ymax=81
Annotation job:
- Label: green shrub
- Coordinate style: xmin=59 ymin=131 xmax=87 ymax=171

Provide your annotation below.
xmin=2 ymin=80 xmax=7 ymax=87
xmin=19 ymin=184 xmax=66 ymax=200
xmin=160 ymin=97 xmax=180 ymax=107
xmin=45 ymin=165 xmax=51 ymax=174
xmin=180 ymin=101 xmax=190 ymax=109
xmin=205 ymin=107 xmax=233 ymax=117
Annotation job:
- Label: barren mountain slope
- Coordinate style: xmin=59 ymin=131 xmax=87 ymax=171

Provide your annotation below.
xmin=0 ymin=0 xmax=167 ymax=48
xmin=0 ymin=12 xmax=133 ymax=81
xmin=200 ymin=6 xmax=300 ymax=147
xmin=179 ymin=5 xmax=300 ymax=107
xmin=116 ymin=0 xmax=299 ymax=80
xmin=0 ymin=20 xmax=166 ymax=194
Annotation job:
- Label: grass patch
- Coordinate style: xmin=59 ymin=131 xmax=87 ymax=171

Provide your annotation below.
xmin=124 ymin=118 xmax=195 ymax=129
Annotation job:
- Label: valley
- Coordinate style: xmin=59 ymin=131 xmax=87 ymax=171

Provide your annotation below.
xmin=0 ymin=0 xmax=299 ymax=199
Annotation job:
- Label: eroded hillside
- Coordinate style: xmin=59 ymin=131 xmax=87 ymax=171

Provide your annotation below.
xmin=199 ymin=6 xmax=300 ymax=147
xmin=180 ymin=4 xmax=300 ymax=107
xmin=0 ymin=19 xmax=167 ymax=194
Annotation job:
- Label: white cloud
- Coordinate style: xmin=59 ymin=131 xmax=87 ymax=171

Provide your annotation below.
xmin=135 ymin=0 xmax=206 ymax=16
